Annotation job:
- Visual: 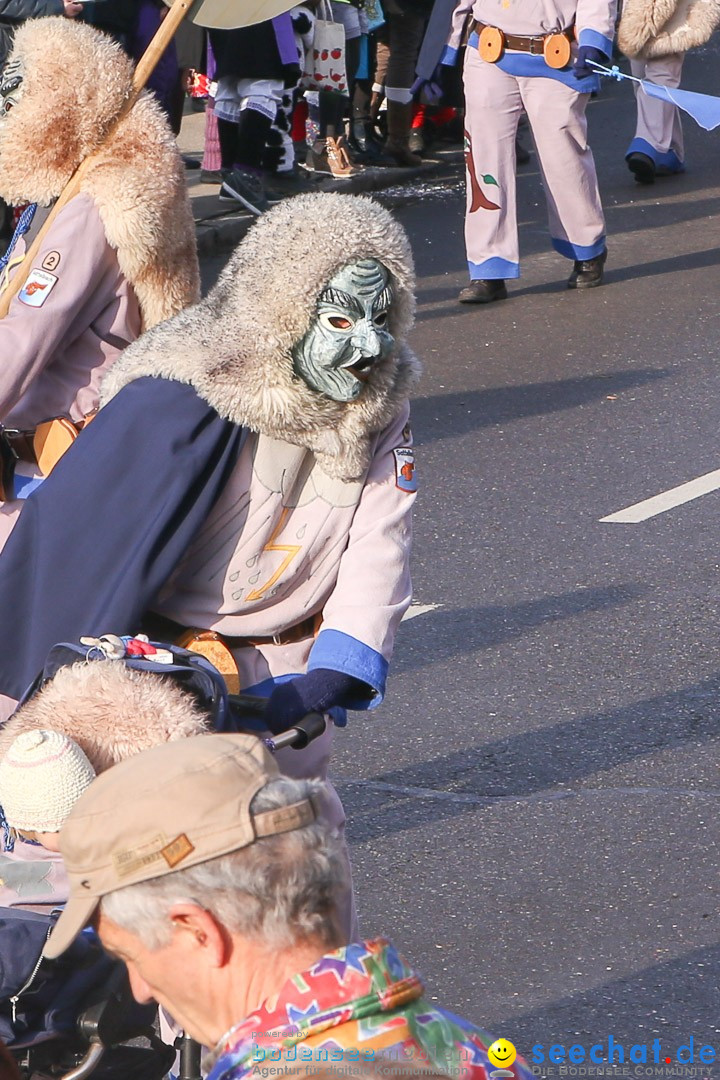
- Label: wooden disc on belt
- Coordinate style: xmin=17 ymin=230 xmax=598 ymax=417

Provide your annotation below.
xmin=543 ymin=32 xmax=571 ymax=68
xmin=33 ymin=417 xmax=78 ymax=477
xmin=478 ymin=25 xmax=504 ymax=63
xmin=176 ymin=628 xmax=241 ymax=696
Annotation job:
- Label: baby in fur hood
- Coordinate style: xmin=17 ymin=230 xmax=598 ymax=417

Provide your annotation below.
xmin=0 ymin=661 xmax=211 ymax=851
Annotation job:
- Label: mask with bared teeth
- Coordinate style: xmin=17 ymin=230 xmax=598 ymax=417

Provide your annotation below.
xmin=292 ymin=260 xmax=395 ymax=402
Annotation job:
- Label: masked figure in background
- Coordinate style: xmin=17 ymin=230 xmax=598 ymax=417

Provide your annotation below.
xmin=0 ymin=17 xmax=199 ymax=546
xmin=0 ymin=191 xmax=419 ymax=927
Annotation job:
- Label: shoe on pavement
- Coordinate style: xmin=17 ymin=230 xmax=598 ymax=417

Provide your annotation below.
xmin=305 ymin=137 xmax=359 ymax=177
xmin=200 ymin=168 xmax=223 ymax=184
xmin=408 ymin=128 xmax=425 ymax=155
xmin=458 ymin=279 xmax=508 ymax=304
xmin=305 ymin=139 xmax=332 ymax=174
xmin=262 ymin=181 xmax=283 ymax=205
xmin=218 ymin=168 xmax=269 ymax=214
xmin=567 ymin=249 xmax=607 ymax=289
xmin=264 ymin=168 xmax=313 ymax=197
xmin=347 ymin=127 xmax=397 ymax=166
xmin=627 ymin=151 xmax=656 ymax=184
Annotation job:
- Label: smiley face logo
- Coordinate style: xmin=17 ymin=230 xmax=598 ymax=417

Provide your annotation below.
xmin=487 ymin=1039 xmax=517 ymax=1069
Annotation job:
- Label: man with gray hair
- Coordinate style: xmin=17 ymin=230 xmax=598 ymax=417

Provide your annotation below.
xmin=44 ymin=733 xmax=534 ymax=1080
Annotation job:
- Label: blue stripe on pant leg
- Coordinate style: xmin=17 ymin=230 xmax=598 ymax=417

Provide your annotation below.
xmin=468 ymin=256 xmax=519 ymax=280
xmin=626 ymin=136 xmax=684 ymax=173
xmin=551 ymin=236 xmax=606 ymax=261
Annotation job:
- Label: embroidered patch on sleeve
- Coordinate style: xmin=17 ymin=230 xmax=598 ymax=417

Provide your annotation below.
xmin=19 ymin=268 xmax=58 ymax=308
xmin=393 ymin=446 xmax=417 ymax=493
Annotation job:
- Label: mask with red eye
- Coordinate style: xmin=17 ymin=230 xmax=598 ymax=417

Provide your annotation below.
xmin=292 ymin=259 xmax=395 ymax=403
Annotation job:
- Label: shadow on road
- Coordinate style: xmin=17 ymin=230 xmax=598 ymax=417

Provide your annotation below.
xmin=393 ymin=586 xmax=643 ymax=673
xmin=496 ymin=941 xmax=720 ymax=1050
xmin=340 ymin=661 xmax=720 ymax=838
xmin=412 ymin=369 xmax=670 ymax=442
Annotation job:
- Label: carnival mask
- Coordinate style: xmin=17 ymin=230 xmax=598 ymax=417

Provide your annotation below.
xmin=0 ymin=58 xmax=23 ymax=119
xmin=292 ymin=259 xmax=394 ymax=402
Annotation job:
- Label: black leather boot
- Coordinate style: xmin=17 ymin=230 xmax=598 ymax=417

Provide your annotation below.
xmin=348 ymin=120 xmax=396 ymax=166
xmin=458 ymin=279 xmax=508 ymax=304
xmin=567 ymin=249 xmax=607 ymax=289
xmin=385 ymin=101 xmax=423 ymax=167
xmin=627 ymin=151 xmax=656 ymax=184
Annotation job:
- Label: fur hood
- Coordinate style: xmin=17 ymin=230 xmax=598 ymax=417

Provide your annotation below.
xmin=0 ymin=662 xmax=210 ymax=774
xmin=0 ymin=18 xmax=199 ymax=328
xmin=102 ymin=193 xmax=421 ymax=481
xmin=618 ymin=0 xmax=720 ymax=57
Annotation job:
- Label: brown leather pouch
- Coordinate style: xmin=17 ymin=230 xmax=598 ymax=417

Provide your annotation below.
xmin=175 ymin=628 xmax=241 ymax=695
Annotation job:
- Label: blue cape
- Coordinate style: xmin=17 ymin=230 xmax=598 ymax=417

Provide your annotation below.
xmin=0 ymin=376 xmax=245 ymax=701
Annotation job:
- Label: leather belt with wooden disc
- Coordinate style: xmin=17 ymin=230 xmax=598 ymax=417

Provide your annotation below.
xmin=543 ymin=32 xmax=572 ymax=68
xmin=478 ymin=25 xmax=504 ymax=63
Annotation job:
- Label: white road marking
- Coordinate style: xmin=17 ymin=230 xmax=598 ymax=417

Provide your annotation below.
xmin=600 ymin=468 xmax=720 ymax=523
xmin=402 ymin=603 xmax=441 ymax=621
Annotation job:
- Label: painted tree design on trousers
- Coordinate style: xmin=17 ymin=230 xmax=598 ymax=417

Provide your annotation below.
xmin=464 ymin=130 xmax=501 ymax=212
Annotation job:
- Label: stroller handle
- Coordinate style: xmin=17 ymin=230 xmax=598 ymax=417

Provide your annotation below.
xmin=228 ymin=693 xmax=328 ymax=753
xmin=265 ymin=711 xmax=326 ymax=752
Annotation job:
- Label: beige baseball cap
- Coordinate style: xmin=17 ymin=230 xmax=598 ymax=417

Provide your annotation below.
xmin=44 ymin=733 xmax=316 ymax=959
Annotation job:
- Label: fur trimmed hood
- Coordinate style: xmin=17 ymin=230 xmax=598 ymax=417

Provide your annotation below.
xmin=618 ymin=0 xmax=720 ymax=57
xmin=0 ymin=18 xmax=199 ymax=328
xmin=0 ymin=662 xmax=210 ymax=775
xmin=102 ymin=193 xmax=421 ymax=480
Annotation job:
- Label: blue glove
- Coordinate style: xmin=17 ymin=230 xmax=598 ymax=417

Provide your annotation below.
xmin=265 ymin=669 xmax=372 ymax=735
xmin=411 ymin=63 xmax=445 ymax=104
xmin=573 ymin=45 xmax=607 ymax=79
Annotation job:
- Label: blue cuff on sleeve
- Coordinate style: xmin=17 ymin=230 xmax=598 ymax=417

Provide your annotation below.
xmin=309 ymin=629 xmax=387 ymax=709
xmin=577 ymin=29 xmax=613 ymax=57
xmin=14 ymin=474 xmax=44 ymax=500
xmin=440 ymin=44 xmax=459 ymax=66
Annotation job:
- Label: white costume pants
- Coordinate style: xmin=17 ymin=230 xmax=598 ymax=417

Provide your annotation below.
xmin=463 ymin=46 xmax=606 ymax=279
xmin=628 ymin=53 xmax=685 ymax=171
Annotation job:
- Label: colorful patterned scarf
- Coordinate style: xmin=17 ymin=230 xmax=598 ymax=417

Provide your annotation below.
xmin=206 ymin=939 xmax=534 ymax=1080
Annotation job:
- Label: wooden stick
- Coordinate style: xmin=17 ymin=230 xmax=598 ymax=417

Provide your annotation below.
xmin=0 ymin=0 xmax=194 ymax=319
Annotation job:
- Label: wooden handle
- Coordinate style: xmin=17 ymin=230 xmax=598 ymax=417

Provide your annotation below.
xmin=0 ymin=0 xmax=193 ymax=320
xmin=133 ymin=0 xmax=194 ymax=91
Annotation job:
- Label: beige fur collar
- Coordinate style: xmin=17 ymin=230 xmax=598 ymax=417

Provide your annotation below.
xmin=102 ymin=193 xmax=421 ymax=480
xmin=0 ymin=18 xmax=199 ymax=328
xmin=619 ymin=0 xmax=720 ymax=57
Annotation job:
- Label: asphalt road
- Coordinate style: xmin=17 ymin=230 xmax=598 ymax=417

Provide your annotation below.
xmin=201 ymin=45 xmax=720 ymax=1075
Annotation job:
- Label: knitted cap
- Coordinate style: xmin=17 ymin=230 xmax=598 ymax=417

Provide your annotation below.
xmin=0 ymin=729 xmax=96 ymax=832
